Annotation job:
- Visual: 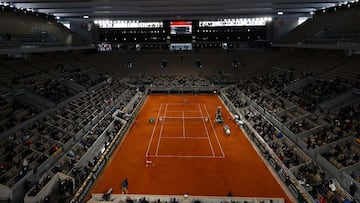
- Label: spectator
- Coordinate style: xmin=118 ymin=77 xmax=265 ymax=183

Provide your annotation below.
xmin=227 ymin=191 xmax=233 ymax=196
xmin=349 ymin=182 xmax=357 ymax=197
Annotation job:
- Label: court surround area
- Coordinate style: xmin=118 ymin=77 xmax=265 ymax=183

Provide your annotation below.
xmin=87 ymin=95 xmax=291 ymax=202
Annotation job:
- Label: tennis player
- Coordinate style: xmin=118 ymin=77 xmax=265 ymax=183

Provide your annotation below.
xmin=121 ymin=178 xmax=128 ymax=194
xmin=145 ymin=153 xmax=155 ymax=167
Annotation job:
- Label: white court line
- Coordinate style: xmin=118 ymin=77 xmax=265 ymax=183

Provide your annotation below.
xmin=182 ymin=111 xmax=185 ymax=138
xmin=203 ymin=104 xmax=226 ymax=158
xmin=161 ymin=137 xmax=208 ymax=139
xmin=198 ymin=103 xmax=215 ymax=157
xmin=166 ymin=103 xmax=200 ymax=105
xmin=166 ymin=110 xmax=201 ymax=113
xmin=155 ymin=155 xmax=225 ymax=158
xmin=146 ymin=103 xmax=163 ymax=156
xmin=159 ymin=116 xmax=208 ymax=119
xmin=155 ymin=103 xmax=168 ymax=156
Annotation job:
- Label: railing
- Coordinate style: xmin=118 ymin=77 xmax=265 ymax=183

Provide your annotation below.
xmin=283 ymin=76 xmax=314 ymax=92
xmin=149 ymin=86 xmax=215 ymax=94
xmin=243 ymin=122 xmax=313 ymax=203
xmin=0 ymin=46 xmax=94 ymax=55
xmin=220 ymin=87 xmax=359 ymax=202
xmin=219 ymin=89 xmax=314 ymax=203
xmin=24 ymin=172 xmax=75 ymax=203
xmin=70 ymin=90 xmax=148 ymax=203
xmin=87 ymin=194 xmax=285 ymax=203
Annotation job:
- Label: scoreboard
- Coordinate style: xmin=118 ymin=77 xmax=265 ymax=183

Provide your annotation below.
xmin=170 ymin=21 xmax=192 ymax=35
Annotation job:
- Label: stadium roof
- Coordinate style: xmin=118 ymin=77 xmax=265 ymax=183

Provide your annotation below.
xmin=5 ymin=0 xmax=351 ymax=20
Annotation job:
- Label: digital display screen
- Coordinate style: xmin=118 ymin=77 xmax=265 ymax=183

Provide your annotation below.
xmin=170 ymin=21 xmax=192 ymax=35
xmin=169 ymin=43 xmax=192 ymax=51
xmin=97 ymin=43 xmax=112 ymax=51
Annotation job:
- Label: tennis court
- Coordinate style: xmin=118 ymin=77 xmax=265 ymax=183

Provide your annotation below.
xmin=146 ymin=102 xmax=225 ymax=158
xmin=88 ymin=94 xmax=292 ymax=202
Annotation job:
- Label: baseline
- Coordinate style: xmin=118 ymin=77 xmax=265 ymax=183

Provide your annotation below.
xmin=155 ymin=155 xmax=225 ymax=158
xmin=161 ymin=137 xmax=208 ymax=139
xmin=165 ymin=110 xmax=201 ymax=113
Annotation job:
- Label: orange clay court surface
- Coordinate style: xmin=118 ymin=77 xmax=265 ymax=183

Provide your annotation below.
xmin=88 ymin=94 xmax=292 ymax=202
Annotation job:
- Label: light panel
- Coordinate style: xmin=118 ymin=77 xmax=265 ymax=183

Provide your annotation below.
xmin=199 ymin=17 xmax=272 ymax=27
xmin=94 ymin=20 xmax=163 ymax=28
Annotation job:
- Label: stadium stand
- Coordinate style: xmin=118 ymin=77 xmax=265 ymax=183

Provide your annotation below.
xmin=224 ymin=64 xmax=360 ymax=198
xmin=0 ymin=9 xmax=84 ymax=48
xmin=280 ymin=5 xmax=360 ymax=44
xmin=2 ymin=46 xmax=360 ymax=202
xmin=1 ymin=2 xmax=360 ymax=202
xmin=0 ymin=79 xmax=140 ymax=202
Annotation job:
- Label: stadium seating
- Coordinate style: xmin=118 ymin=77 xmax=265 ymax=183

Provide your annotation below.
xmin=222 ymin=79 xmax=359 ymax=202
xmin=2 ymin=1 xmax=360 ymax=202
xmin=0 ymin=51 xmax=141 ymax=202
xmin=1 ymin=40 xmax=360 ymax=203
xmin=279 ymin=6 xmax=360 ymax=44
xmin=0 ymin=10 xmax=84 ymax=48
